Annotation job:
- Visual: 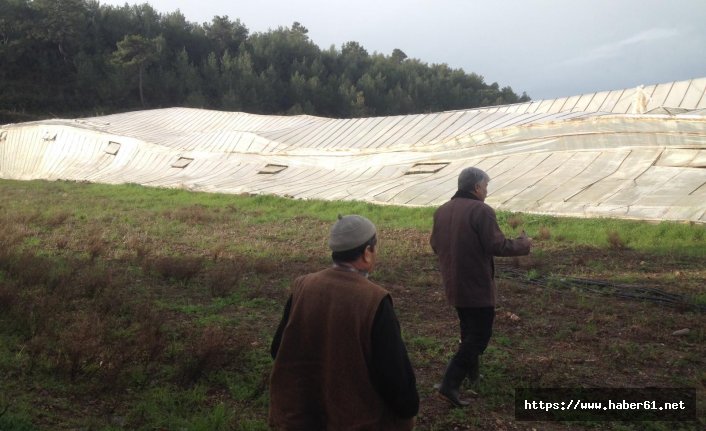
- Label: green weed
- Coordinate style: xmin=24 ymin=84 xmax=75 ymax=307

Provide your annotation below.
xmin=0 ymin=414 xmax=36 ymax=431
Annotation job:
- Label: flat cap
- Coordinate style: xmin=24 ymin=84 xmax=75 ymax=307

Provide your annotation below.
xmin=328 ymin=215 xmax=376 ymax=252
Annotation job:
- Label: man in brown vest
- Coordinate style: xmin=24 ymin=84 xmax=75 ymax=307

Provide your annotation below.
xmin=431 ymin=167 xmax=532 ymax=407
xmin=269 ymin=215 xmax=419 ymax=430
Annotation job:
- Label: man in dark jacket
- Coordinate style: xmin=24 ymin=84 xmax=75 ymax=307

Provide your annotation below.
xmin=269 ymin=215 xmax=419 ymax=430
xmin=430 ymin=167 xmax=532 ymax=407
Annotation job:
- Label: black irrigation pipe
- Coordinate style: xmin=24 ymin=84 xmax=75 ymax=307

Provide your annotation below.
xmin=496 ymin=265 xmax=706 ymax=313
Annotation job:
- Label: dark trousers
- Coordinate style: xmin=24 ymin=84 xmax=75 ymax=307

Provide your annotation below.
xmin=451 ymin=307 xmax=495 ymax=371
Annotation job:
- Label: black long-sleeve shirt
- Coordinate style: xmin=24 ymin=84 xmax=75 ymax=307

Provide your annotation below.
xmin=271 ymin=295 xmax=419 ymax=418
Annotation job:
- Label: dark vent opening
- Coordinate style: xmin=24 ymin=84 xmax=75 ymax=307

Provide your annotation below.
xmin=172 ymin=157 xmax=194 ymax=168
xmin=258 ymin=164 xmax=288 ymax=174
xmin=105 ymin=141 xmax=121 ymax=155
xmin=405 ymin=162 xmax=449 ymax=175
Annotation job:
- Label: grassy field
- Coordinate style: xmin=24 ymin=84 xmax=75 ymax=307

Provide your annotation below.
xmin=0 ymin=179 xmax=703 ymax=431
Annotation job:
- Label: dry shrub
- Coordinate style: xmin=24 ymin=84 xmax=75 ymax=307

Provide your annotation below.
xmin=245 ymin=280 xmax=285 ymax=301
xmin=86 ymin=230 xmax=106 ymax=261
xmin=55 ymin=235 xmax=70 ymax=250
xmin=75 ymin=262 xmax=116 ymax=298
xmin=252 ymin=258 xmax=279 ymax=274
xmin=57 ymin=311 xmax=105 ymax=381
xmin=607 ymin=230 xmax=626 ymax=250
xmin=226 ymin=204 xmax=241 ymax=213
xmin=12 ymin=210 xmax=42 ymax=225
xmin=17 ymin=288 xmax=62 ymax=339
xmin=573 ymin=255 xmax=586 ymax=266
xmin=0 ymin=223 xmax=23 ymax=249
xmin=510 ymin=255 xmax=540 ymax=270
xmin=15 ymin=291 xmax=68 ymax=371
xmin=538 ymin=226 xmax=551 ymax=241
xmin=242 ymin=257 xmax=289 ymax=299
xmin=94 ymin=280 xmax=128 ymax=316
xmin=207 ymin=259 xmax=245 ymax=297
xmin=97 ymin=302 xmax=167 ymax=388
xmin=0 ymin=225 xmax=28 ymax=272
xmin=151 ymin=255 xmax=204 ymax=282
xmin=166 ymin=205 xmax=215 ymax=224
xmin=508 ymin=215 xmax=523 ymax=230
xmin=0 ymin=280 xmax=18 ymax=313
xmin=23 ymin=333 xmax=53 ymax=373
xmin=45 ymin=211 xmax=71 ymax=227
xmin=180 ymin=325 xmax=231 ymax=384
xmin=210 ymin=242 xmax=227 ymax=262
xmin=133 ymin=305 xmax=168 ymax=362
xmin=50 ymin=290 xmax=163 ymax=386
xmin=3 ymin=253 xmax=56 ymax=288
xmin=125 ymin=234 xmax=151 ymax=265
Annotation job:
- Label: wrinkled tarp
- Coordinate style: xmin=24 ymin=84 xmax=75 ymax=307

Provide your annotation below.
xmin=1 ymin=78 xmax=705 ymax=223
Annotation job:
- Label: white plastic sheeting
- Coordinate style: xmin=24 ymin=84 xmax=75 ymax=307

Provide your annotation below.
xmin=1 ymin=78 xmax=705 ymax=223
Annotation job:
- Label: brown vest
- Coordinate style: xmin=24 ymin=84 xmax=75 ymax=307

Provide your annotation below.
xmin=269 ymin=267 xmax=413 ymax=431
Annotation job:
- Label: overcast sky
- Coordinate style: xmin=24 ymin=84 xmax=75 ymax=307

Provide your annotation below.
xmin=100 ymin=0 xmax=706 ymax=100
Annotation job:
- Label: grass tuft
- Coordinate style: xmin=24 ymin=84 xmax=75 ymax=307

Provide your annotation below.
xmin=507 ymin=214 xmax=524 ymax=230
xmin=537 ymin=226 xmax=551 ymax=241
xmin=607 ymin=230 xmax=627 ymax=250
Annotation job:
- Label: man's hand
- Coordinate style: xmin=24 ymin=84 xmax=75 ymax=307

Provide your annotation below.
xmin=518 ymin=230 xmax=533 ymax=247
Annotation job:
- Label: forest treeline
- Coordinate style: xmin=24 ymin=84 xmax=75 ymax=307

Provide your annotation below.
xmin=0 ymin=0 xmax=530 ymax=122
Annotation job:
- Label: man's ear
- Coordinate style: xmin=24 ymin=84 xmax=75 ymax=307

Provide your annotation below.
xmin=363 ymin=245 xmax=374 ymax=263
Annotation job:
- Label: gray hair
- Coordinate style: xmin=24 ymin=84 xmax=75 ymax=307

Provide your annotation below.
xmin=458 ymin=167 xmax=489 ymax=192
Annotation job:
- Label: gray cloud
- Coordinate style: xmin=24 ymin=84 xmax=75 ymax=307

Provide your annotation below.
xmin=555 ymin=27 xmax=681 ymax=68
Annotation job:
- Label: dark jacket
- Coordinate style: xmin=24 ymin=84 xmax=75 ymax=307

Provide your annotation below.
xmin=269 ymin=267 xmax=417 ymax=431
xmin=430 ymin=191 xmax=530 ymax=307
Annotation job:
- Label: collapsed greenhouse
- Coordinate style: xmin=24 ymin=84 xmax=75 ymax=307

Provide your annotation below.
xmin=1 ymin=77 xmax=705 ymax=223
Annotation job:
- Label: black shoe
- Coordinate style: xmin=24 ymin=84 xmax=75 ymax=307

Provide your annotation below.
xmin=437 ymin=362 xmax=470 ymax=408
xmin=437 ymin=389 xmax=472 ymax=407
